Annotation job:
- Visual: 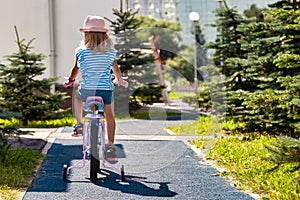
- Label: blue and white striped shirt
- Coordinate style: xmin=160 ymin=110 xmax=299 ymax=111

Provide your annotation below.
xmin=76 ymin=47 xmax=117 ymax=90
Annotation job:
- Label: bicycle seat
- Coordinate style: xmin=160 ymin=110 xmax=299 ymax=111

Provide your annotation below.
xmin=85 ymin=96 xmax=104 ymax=113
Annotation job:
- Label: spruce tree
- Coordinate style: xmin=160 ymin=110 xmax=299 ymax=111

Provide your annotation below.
xmin=266 ymin=136 xmax=300 ymax=183
xmin=0 ymin=26 xmax=67 ymax=125
xmin=262 ymin=1 xmax=300 ymax=182
xmin=105 ymin=0 xmax=153 ymax=74
xmin=205 ymin=1 xmax=252 ymax=118
xmin=269 ymin=1 xmax=300 ymax=137
xmin=243 ymin=4 xmax=265 ymax=22
xmin=238 ymin=0 xmax=300 ymax=136
xmin=105 ymin=0 xmax=154 ymax=114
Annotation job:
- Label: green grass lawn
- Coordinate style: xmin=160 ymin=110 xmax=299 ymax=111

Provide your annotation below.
xmin=0 ymin=148 xmax=43 ymax=200
xmin=167 ymin=115 xmax=223 ymax=135
xmin=206 ymin=136 xmax=300 ymax=200
xmin=167 ymin=116 xmax=300 ymax=200
xmin=168 ymin=91 xmax=195 ymax=99
xmin=0 ymin=114 xmax=75 ymax=128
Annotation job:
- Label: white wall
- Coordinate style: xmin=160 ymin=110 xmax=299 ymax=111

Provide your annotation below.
xmin=0 ymin=0 xmax=119 ymax=82
xmin=54 ymin=0 xmax=119 ymax=82
xmin=0 ymin=0 xmax=51 ymax=74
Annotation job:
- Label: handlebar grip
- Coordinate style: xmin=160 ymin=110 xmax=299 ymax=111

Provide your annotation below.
xmin=63 ymin=82 xmax=75 ymax=88
xmin=121 ymin=81 xmax=128 ymax=88
xmin=113 ymin=79 xmax=128 ymax=88
xmin=63 ymin=83 xmax=68 ymax=88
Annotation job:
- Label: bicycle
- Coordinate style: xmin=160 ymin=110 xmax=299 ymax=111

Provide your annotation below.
xmin=63 ymin=95 xmax=125 ymax=182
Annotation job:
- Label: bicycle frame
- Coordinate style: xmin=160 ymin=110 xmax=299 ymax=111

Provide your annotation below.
xmin=63 ymin=96 xmax=124 ymax=182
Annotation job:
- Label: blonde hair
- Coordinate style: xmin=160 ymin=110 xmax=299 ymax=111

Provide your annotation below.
xmin=81 ymin=32 xmax=114 ymax=53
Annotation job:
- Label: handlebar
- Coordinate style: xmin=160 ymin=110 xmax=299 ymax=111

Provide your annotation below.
xmin=113 ymin=77 xmax=128 ymax=88
xmin=63 ymin=76 xmax=128 ymax=88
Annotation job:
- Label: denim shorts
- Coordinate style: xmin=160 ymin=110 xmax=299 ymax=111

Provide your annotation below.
xmin=78 ymin=89 xmax=113 ymax=104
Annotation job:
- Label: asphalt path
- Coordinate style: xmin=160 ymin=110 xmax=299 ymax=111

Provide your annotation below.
xmin=23 ymin=119 xmax=254 ymax=200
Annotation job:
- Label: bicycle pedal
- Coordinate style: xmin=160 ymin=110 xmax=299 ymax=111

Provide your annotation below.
xmin=106 ymin=157 xmax=118 ymax=164
xmin=72 ymin=133 xmax=82 ymax=137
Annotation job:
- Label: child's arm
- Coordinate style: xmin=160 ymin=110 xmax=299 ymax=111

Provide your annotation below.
xmin=112 ymin=60 xmax=128 ymax=87
xmin=64 ymin=57 xmax=79 ymax=87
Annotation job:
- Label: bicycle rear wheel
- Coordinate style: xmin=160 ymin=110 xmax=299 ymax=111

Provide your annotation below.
xmin=90 ymin=120 xmax=100 ymax=181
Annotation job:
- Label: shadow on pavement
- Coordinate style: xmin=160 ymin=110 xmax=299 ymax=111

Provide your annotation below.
xmin=27 ymin=141 xmax=75 ymax=192
xmin=27 ymin=139 xmax=176 ymax=198
xmin=93 ymin=171 xmax=178 ymax=198
xmin=27 ymin=140 xmax=126 ymax=193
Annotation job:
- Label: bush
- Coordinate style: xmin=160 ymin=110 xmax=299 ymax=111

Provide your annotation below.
xmin=0 ymin=26 xmax=68 ymax=126
xmin=131 ymin=83 xmax=163 ymax=105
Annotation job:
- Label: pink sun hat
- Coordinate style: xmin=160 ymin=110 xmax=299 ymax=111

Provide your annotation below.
xmin=80 ymin=16 xmax=109 ymax=33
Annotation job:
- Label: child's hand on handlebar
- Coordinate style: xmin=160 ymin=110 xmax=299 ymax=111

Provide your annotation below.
xmin=118 ymin=79 xmax=128 ymax=88
xmin=63 ymin=77 xmax=76 ymax=88
xmin=113 ymin=77 xmax=128 ymax=88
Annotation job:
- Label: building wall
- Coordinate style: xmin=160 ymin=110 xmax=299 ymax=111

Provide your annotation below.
xmin=0 ymin=0 xmax=119 ymax=82
xmin=0 ymin=0 xmax=51 ymax=75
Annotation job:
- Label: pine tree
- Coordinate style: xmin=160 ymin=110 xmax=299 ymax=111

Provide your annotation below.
xmin=205 ymin=1 xmax=253 ymax=118
xmin=105 ymin=0 xmax=153 ymax=74
xmin=206 ymin=1 xmax=300 ymax=137
xmin=243 ymin=4 xmax=265 ymax=22
xmin=0 ymin=26 xmax=67 ymax=125
xmin=105 ymin=0 xmax=154 ymax=114
xmin=269 ymin=1 xmax=300 ymax=137
xmin=238 ymin=0 xmax=300 ymax=136
xmin=266 ymin=136 xmax=300 ymax=183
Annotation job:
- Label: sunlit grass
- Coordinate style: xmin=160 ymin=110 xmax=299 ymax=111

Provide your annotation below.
xmin=0 ymin=185 xmax=18 ymax=200
xmin=206 ymin=136 xmax=300 ymax=199
xmin=168 ymin=116 xmax=300 ymax=199
xmin=168 ymin=91 xmax=195 ymax=99
xmin=167 ymin=115 xmax=223 ymax=135
xmin=0 ymin=114 xmax=75 ymax=128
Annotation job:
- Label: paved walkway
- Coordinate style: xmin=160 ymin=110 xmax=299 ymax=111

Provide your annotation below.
xmin=20 ymin=101 xmax=255 ymax=200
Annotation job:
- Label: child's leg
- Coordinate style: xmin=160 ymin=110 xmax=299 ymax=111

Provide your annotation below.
xmin=74 ymin=91 xmax=83 ymax=124
xmin=104 ymin=103 xmax=115 ymax=146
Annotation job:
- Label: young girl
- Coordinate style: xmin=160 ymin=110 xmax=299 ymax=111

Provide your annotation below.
xmin=64 ymin=16 xmax=126 ymax=162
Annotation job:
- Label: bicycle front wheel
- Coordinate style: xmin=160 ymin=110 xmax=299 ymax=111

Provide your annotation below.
xmin=90 ymin=120 xmax=100 ymax=181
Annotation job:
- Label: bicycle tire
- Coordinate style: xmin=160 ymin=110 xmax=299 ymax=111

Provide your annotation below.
xmin=90 ymin=120 xmax=100 ymax=181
